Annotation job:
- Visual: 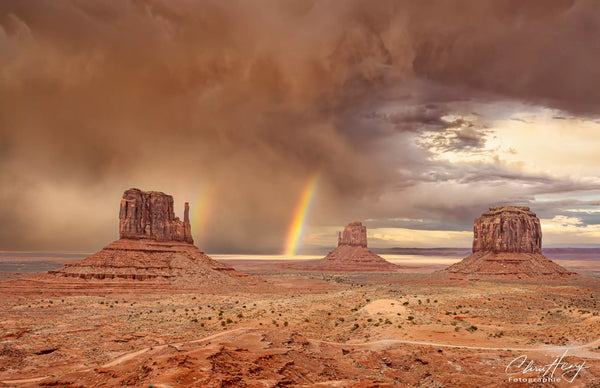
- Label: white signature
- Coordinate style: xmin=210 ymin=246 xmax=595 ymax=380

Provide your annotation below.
xmin=505 ymin=350 xmax=589 ymax=383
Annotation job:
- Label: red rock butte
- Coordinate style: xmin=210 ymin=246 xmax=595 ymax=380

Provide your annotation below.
xmin=445 ymin=206 xmax=575 ymax=280
xmin=48 ymin=188 xmax=245 ymax=284
xmin=119 ymin=188 xmax=194 ymax=244
xmin=296 ymin=222 xmax=399 ymax=272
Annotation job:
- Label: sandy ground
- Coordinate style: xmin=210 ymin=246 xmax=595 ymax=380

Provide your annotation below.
xmin=0 ymin=257 xmax=598 ymax=387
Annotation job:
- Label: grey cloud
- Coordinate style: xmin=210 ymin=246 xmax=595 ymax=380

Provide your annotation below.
xmin=2 ymin=0 xmax=600 ymax=251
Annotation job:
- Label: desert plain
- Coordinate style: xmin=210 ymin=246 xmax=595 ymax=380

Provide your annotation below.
xmin=0 ymin=252 xmax=599 ymax=387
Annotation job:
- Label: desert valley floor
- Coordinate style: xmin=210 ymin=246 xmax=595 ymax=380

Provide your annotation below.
xmin=0 ymin=255 xmax=599 ymax=387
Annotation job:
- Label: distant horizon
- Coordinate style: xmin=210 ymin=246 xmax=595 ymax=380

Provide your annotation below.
xmin=3 ymin=245 xmax=600 ymax=257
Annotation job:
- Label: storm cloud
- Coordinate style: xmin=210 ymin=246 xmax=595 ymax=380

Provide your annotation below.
xmin=1 ymin=0 xmax=600 ymax=252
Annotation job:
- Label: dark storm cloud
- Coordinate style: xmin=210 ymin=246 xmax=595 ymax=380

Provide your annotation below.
xmin=1 ymin=0 xmax=600 ymax=251
xmin=411 ymin=0 xmax=600 ymax=115
xmin=359 ymin=160 xmax=600 ymax=234
xmin=419 ymin=120 xmax=490 ymax=154
xmin=367 ymin=106 xmax=446 ymax=133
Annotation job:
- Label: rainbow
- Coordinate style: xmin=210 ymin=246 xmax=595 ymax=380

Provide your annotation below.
xmin=191 ymin=184 xmax=214 ymax=246
xmin=284 ymin=172 xmax=320 ymax=257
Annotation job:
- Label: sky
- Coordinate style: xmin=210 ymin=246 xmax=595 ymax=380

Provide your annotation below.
xmin=1 ymin=0 xmax=600 ymax=254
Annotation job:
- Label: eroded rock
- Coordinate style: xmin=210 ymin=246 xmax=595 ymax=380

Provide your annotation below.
xmin=338 ymin=221 xmax=368 ymax=248
xmin=296 ymin=222 xmax=398 ymax=272
xmin=119 ymin=188 xmax=193 ymax=244
xmin=48 ymin=188 xmax=246 ymax=284
xmin=473 ymin=206 xmax=541 ymax=254
xmin=445 ymin=206 xmax=574 ymax=280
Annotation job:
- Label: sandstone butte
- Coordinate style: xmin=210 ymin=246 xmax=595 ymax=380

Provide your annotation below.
xmin=296 ymin=221 xmax=399 ymax=272
xmin=445 ymin=206 xmax=575 ymax=280
xmin=48 ymin=188 xmax=245 ymax=284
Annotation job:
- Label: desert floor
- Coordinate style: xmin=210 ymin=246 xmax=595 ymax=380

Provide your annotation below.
xmin=0 ymin=257 xmax=599 ymax=387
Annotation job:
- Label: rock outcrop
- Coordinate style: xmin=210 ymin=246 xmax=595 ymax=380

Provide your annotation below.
xmin=337 ymin=221 xmax=368 ymax=247
xmin=445 ymin=206 xmax=574 ymax=280
xmin=49 ymin=188 xmax=246 ymax=284
xmin=49 ymin=239 xmax=241 ymax=284
xmin=295 ymin=222 xmax=399 ymax=272
xmin=119 ymin=188 xmax=193 ymax=243
xmin=472 ymin=206 xmax=541 ymax=254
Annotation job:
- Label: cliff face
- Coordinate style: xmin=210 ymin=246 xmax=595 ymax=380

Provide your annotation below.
xmin=472 ymin=206 xmax=541 ymax=254
xmin=444 ymin=205 xmax=574 ymax=280
xmin=338 ymin=221 xmax=368 ymax=248
xmin=119 ymin=188 xmax=193 ymax=243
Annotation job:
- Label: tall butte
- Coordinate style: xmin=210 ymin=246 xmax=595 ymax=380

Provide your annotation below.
xmin=445 ymin=206 xmax=575 ymax=280
xmin=49 ymin=188 xmax=245 ymax=284
xmin=298 ymin=222 xmax=399 ymax=272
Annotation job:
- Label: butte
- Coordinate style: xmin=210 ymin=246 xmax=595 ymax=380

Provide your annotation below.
xmin=48 ymin=188 xmax=246 ymax=285
xmin=295 ymin=221 xmax=399 ymax=272
xmin=444 ymin=206 xmax=575 ymax=280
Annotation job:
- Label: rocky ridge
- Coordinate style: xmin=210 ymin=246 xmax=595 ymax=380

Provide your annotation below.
xmin=445 ymin=206 xmax=574 ymax=280
xmin=295 ymin=222 xmax=399 ymax=272
xmin=119 ymin=188 xmax=193 ymax=243
xmin=48 ymin=188 xmax=245 ymax=284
